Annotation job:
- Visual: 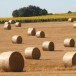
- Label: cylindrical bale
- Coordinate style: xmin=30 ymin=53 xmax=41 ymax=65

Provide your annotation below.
xmin=24 ymin=47 xmax=41 ymax=59
xmin=15 ymin=22 xmax=21 ymax=27
xmin=0 ymin=51 xmax=24 ymax=72
xmin=42 ymin=41 xmax=54 ymax=51
xmin=64 ymin=38 xmax=75 ymax=47
xmin=4 ymin=24 xmax=11 ymax=30
xmin=63 ymin=52 xmax=76 ymax=67
xmin=4 ymin=22 xmax=10 ymax=25
xmin=12 ymin=35 xmax=22 ymax=44
xmin=27 ymin=28 xmax=36 ymax=36
xmin=68 ymin=18 xmax=74 ymax=22
xmin=36 ymin=31 xmax=45 ymax=38
xmin=73 ymin=23 xmax=76 ymax=28
xmin=9 ymin=20 xmax=15 ymax=24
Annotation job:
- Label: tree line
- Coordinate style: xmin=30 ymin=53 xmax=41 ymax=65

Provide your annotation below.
xmin=12 ymin=5 xmax=48 ymax=17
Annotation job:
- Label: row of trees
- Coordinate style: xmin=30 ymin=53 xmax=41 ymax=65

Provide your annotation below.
xmin=12 ymin=5 xmax=48 ymax=17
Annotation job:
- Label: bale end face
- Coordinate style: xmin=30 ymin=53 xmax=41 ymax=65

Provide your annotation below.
xmin=9 ymin=52 xmax=24 ymax=72
xmin=17 ymin=36 xmax=22 ymax=44
xmin=70 ymin=39 xmax=75 ymax=47
xmin=32 ymin=48 xmax=41 ymax=59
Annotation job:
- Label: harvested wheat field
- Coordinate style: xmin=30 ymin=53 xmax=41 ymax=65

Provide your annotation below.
xmin=0 ymin=21 xmax=76 ymax=76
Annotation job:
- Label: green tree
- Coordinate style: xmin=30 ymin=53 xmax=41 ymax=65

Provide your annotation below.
xmin=40 ymin=9 xmax=48 ymax=15
xmin=12 ymin=5 xmax=48 ymax=17
xmin=18 ymin=7 xmax=26 ymax=17
xmin=68 ymin=11 xmax=72 ymax=13
xmin=12 ymin=10 xmax=19 ymax=17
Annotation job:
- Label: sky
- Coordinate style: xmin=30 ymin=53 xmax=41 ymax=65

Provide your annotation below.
xmin=0 ymin=0 xmax=76 ymax=17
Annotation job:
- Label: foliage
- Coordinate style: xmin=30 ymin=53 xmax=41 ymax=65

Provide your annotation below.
xmin=12 ymin=10 xmax=19 ymax=17
xmin=68 ymin=11 xmax=72 ymax=14
xmin=12 ymin=5 xmax=48 ymax=17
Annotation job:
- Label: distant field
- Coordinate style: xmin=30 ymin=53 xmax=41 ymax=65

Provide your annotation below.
xmin=0 ymin=22 xmax=76 ymax=76
xmin=0 ymin=13 xmax=76 ymax=23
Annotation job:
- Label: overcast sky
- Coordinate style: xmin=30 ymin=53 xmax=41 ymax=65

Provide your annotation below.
xmin=0 ymin=0 xmax=76 ymax=17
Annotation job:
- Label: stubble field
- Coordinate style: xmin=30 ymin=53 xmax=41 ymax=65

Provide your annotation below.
xmin=0 ymin=22 xmax=76 ymax=76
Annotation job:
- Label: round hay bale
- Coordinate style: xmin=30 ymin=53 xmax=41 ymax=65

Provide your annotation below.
xmin=24 ymin=47 xmax=41 ymax=59
xmin=73 ymin=23 xmax=76 ymax=28
xmin=36 ymin=31 xmax=45 ymax=38
xmin=68 ymin=18 xmax=74 ymax=22
xmin=15 ymin=22 xmax=21 ymax=27
xmin=0 ymin=51 xmax=24 ymax=72
xmin=4 ymin=24 xmax=11 ymax=30
xmin=42 ymin=41 xmax=54 ymax=51
xmin=12 ymin=35 xmax=22 ymax=44
xmin=27 ymin=28 xmax=36 ymax=36
xmin=64 ymin=38 xmax=75 ymax=47
xmin=9 ymin=20 xmax=15 ymax=24
xmin=63 ymin=52 xmax=76 ymax=67
xmin=4 ymin=22 xmax=10 ymax=25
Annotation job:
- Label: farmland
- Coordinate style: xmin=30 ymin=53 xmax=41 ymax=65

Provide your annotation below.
xmin=0 ymin=13 xmax=76 ymax=23
xmin=0 ymin=21 xmax=76 ymax=76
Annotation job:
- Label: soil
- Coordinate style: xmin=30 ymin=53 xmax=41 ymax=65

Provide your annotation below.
xmin=0 ymin=21 xmax=76 ymax=76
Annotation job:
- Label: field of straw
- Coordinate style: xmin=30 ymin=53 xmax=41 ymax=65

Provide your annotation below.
xmin=0 ymin=21 xmax=76 ymax=76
